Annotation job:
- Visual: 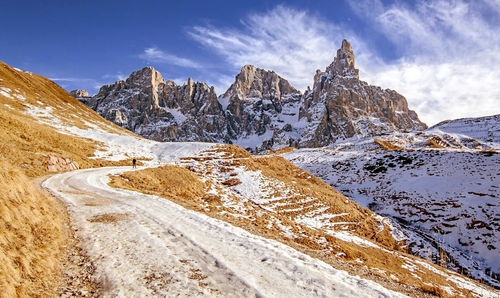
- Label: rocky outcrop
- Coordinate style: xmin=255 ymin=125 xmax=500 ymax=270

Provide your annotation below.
xmin=83 ymin=40 xmax=427 ymax=152
xmin=46 ymin=155 xmax=79 ymax=172
xmin=70 ymin=89 xmax=92 ymax=104
xmin=70 ymin=89 xmax=91 ymax=98
xmin=298 ymin=40 xmax=427 ymax=147
xmin=87 ymin=67 xmax=227 ymax=143
xmin=221 ymin=65 xmax=303 ymax=150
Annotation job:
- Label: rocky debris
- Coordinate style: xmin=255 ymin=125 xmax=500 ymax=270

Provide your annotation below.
xmin=83 ymin=40 xmax=427 ymax=152
xmin=47 ymin=155 xmax=79 ymax=172
xmin=58 ymin=222 xmax=101 ymax=298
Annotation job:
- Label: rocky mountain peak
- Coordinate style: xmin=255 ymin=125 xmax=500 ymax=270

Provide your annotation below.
xmin=69 ymin=89 xmax=91 ymax=98
xmin=222 ymin=64 xmax=299 ymax=102
xmin=327 ymin=39 xmax=359 ymax=79
xmin=126 ymin=66 xmax=164 ymax=90
xmin=299 ymin=39 xmax=426 ymax=147
xmin=83 ymin=39 xmax=427 ymax=152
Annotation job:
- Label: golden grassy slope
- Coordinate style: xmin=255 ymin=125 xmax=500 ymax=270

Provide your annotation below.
xmin=0 ymin=62 xmax=138 ymax=177
xmin=0 ymin=61 xmax=139 ymax=296
xmin=0 ymin=160 xmax=64 ymax=297
xmin=374 ymin=138 xmax=404 ymax=151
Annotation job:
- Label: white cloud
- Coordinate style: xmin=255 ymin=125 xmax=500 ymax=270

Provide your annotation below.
xmin=102 ymin=73 xmax=127 ymax=81
xmin=189 ymin=5 xmax=370 ymax=90
xmin=352 ymin=0 xmax=500 ymax=125
xmin=189 ymin=2 xmax=500 ymax=126
xmin=139 ymin=47 xmax=200 ymax=69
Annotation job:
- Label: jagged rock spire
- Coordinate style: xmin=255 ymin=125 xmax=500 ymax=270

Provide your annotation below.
xmin=327 ymin=39 xmax=359 ymax=79
xmin=222 ymin=64 xmax=298 ymax=101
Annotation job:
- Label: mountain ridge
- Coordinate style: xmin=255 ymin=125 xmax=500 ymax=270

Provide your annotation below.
xmin=77 ymin=40 xmax=427 ymax=152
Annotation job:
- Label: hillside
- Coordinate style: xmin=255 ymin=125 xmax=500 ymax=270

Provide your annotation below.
xmin=282 ymin=124 xmax=500 ymax=289
xmin=428 ymin=114 xmax=500 ymax=148
xmin=1 ymin=61 xmax=497 ymax=296
xmin=0 ymin=61 xmax=153 ymax=296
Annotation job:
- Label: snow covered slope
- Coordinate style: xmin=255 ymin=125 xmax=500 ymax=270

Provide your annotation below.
xmin=43 ymin=165 xmax=410 ymax=297
xmin=428 ymin=114 xmax=500 ymax=148
xmin=283 ymin=127 xmax=500 ymax=288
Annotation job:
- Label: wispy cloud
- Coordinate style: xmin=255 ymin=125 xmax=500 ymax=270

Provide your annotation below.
xmin=351 ymin=0 xmax=500 ymax=125
xmin=102 ymin=73 xmax=127 ymax=81
xmin=189 ymin=5 xmax=371 ymax=90
xmin=188 ymin=2 xmax=500 ymax=125
xmin=138 ymin=47 xmax=201 ymax=69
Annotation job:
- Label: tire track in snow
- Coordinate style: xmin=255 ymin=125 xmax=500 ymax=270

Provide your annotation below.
xmin=44 ymin=166 xmax=407 ymax=297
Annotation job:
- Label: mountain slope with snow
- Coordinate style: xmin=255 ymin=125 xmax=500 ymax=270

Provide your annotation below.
xmin=427 ymin=114 xmax=500 ymax=148
xmin=282 ymin=123 xmax=500 ymax=288
xmin=1 ymin=61 xmax=497 ymax=296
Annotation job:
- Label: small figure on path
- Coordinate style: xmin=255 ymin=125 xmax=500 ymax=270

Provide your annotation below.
xmin=132 ymin=158 xmax=137 ymax=168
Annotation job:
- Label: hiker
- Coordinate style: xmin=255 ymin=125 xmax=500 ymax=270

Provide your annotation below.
xmin=132 ymin=158 xmax=137 ymax=168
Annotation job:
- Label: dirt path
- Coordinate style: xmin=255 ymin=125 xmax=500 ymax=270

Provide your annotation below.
xmin=42 ymin=167 xmax=407 ymax=297
xmin=33 ymin=176 xmax=101 ymax=297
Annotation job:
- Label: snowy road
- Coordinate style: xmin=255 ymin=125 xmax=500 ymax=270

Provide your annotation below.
xmin=43 ymin=166 xmax=406 ymax=297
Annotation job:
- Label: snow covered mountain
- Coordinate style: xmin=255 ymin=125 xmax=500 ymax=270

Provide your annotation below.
xmin=81 ymin=40 xmax=426 ymax=152
xmin=427 ymin=114 xmax=500 ymax=148
xmin=282 ymin=119 xmax=500 ymax=288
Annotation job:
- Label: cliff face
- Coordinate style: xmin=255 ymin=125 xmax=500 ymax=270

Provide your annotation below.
xmin=85 ymin=40 xmax=427 ymax=152
xmin=220 ymin=65 xmax=303 ymax=149
xmin=298 ymin=40 xmax=426 ymax=147
xmin=88 ymin=67 xmax=227 ymax=143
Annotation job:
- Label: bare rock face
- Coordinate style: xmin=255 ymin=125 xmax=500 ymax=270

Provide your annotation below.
xmin=70 ymin=89 xmax=91 ymax=98
xmin=46 ymin=155 xmax=79 ymax=172
xmin=70 ymin=89 xmax=92 ymax=104
xmin=220 ymin=65 xmax=303 ymax=151
xmin=87 ymin=67 xmax=227 ymax=143
xmin=326 ymin=39 xmax=359 ymax=79
xmin=83 ymin=40 xmax=426 ymax=151
xmin=298 ymin=39 xmax=427 ymax=147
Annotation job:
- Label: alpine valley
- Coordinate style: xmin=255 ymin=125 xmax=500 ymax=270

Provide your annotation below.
xmin=68 ymin=40 xmax=500 ymax=291
xmin=72 ymin=40 xmax=500 ymax=290
xmin=0 ymin=39 xmax=497 ymax=297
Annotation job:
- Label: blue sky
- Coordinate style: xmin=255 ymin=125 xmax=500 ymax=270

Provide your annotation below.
xmin=1 ymin=0 xmax=499 ymax=125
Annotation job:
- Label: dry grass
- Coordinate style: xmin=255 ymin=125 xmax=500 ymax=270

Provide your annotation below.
xmin=87 ymin=213 xmax=130 ymax=223
xmin=0 ymin=61 xmax=143 ymax=296
xmin=109 ymin=165 xmax=208 ymax=204
xmin=265 ymin=147 xmax=297 ymax=155
xmin=426 ymin=136 xmax=458 ymax=149
xmin=0 ymin=160 xmax=65 ymax=297
xmin=0 ymin=61 xmax=143 ymax=177
xmin=110 ymin=145 xmax=493 ymax=297
xmin=374 ymin=139 xmax=404 ymax=151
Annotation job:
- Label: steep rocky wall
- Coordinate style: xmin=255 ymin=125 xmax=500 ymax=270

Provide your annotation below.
xmin=83 ymin=40 xmax=427 ymax=152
